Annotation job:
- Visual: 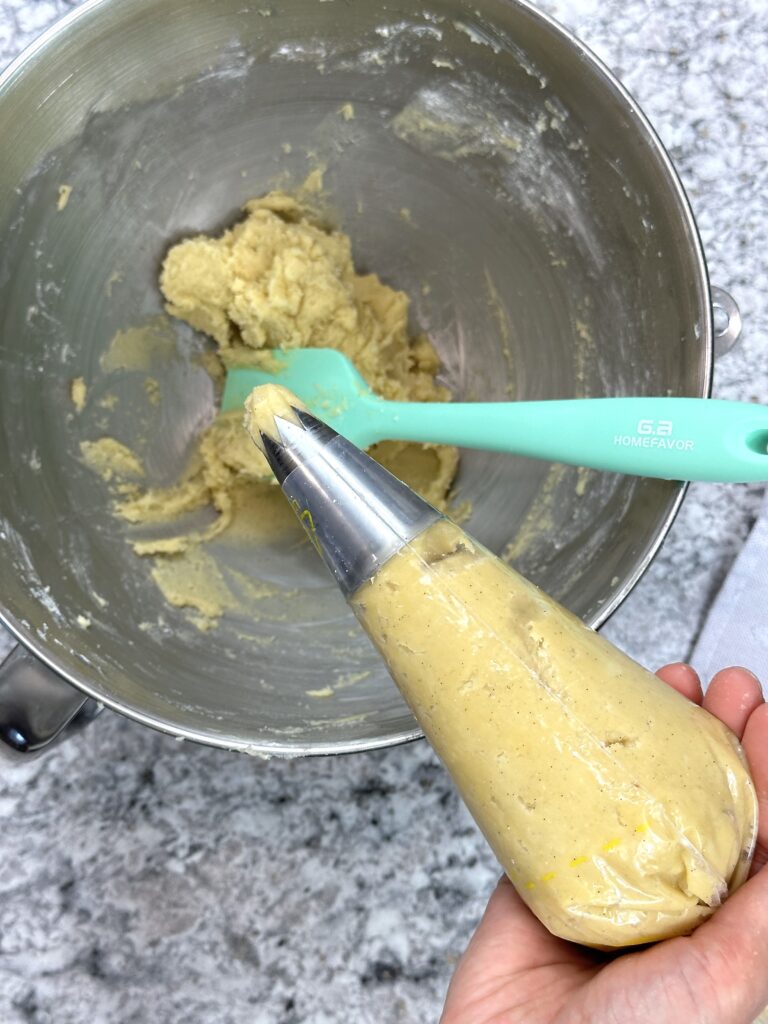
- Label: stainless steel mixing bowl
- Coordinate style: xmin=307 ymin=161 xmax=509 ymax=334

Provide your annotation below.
xmin=0 ymin=0 xmax=734 ymax=757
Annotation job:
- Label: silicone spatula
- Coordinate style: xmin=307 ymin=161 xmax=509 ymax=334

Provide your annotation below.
xmin=221 ymin=348 xmax=768 ymax=482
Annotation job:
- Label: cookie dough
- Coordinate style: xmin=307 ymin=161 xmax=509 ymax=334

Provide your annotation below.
xmin=352 ymin=518 xmax=758 ymax=947
xmin=80 ymin=191 xmax=459 ymax=618
xmin=70 ymin=377 xmax=87 ymax=413
xmin=123 ymin=192 xmax=457 ymax=555
xmin=244 ymin=382 xmax=306 ymax=450
xmin=161 ymin=192 xmax=446 ymax=402
xmin=80 ymin=437 xmax=144 ymax=484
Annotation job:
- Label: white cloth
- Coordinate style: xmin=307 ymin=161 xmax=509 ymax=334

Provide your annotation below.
xmin=690 ymin=490 xmax=768 ymax=693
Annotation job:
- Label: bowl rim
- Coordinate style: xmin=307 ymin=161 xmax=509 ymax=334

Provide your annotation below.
xmin=0 ymin=0 xmax=712 ymax=757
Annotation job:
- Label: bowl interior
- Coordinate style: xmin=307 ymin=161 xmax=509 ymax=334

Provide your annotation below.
xmin=0 ymin=0 xmax=709 ymax=753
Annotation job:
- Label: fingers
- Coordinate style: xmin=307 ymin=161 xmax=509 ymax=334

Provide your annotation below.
xmin=664 ymin=701 xmax=768 ymax=1024
xmin=702 ymin=667 xmax=764 ymax=740
xmin=742 ymin=702 xmax=768 ymax=874
xmin=690 ymin=699 xmax=768 ymax=1021
xmin=656 ymin=664 xmax=766 ymax=870
xmin=656 ymin=663 xmax=703 ymax=704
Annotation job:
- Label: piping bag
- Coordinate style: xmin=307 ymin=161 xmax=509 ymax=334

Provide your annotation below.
xmin=244 ymin=384 xmax=757 ymax=949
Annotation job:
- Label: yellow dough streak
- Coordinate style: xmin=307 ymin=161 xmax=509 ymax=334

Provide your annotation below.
xmin=80 ymin=438 xmax=144 ymax=483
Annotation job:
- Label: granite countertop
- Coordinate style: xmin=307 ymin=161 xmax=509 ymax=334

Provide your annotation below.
xmin=1 ymin=1 xmax=766 ymax=1021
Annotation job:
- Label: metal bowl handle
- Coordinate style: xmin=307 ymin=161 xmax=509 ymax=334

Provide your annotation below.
xmin=711 ymin=285 xmax=742 ymax=358
xmin=0 ymin=644 xmax=101 ymax=760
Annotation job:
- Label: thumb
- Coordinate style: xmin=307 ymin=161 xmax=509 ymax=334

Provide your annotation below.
xmin=447 ymin=876 xmax=588 ymax=991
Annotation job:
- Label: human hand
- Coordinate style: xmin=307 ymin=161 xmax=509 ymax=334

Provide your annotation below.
xmin=441 ymin=665 xmax=768 ymax=1024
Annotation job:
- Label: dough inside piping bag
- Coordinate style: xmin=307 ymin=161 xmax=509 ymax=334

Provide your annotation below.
xmin=351 ymin=518 xmax=758 ymax=947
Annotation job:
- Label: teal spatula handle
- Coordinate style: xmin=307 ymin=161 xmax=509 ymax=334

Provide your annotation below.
xmin=359 ymin=397 xmax=768 ymax=482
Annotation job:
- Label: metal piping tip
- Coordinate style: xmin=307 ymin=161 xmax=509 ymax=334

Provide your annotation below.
xmin=259 ymin=425 xmax=299 ymax=485
xmin=242 ymin=382 xmax=441 ymax=595
xmin=256 ymin=407 xmax=340 ymax=485
xmin=295 ymin=407 xmax=338 ymax=443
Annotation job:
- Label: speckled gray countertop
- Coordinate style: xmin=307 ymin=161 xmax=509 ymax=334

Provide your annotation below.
xmin=1 ymin=1 xmax=766 ymax=1022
